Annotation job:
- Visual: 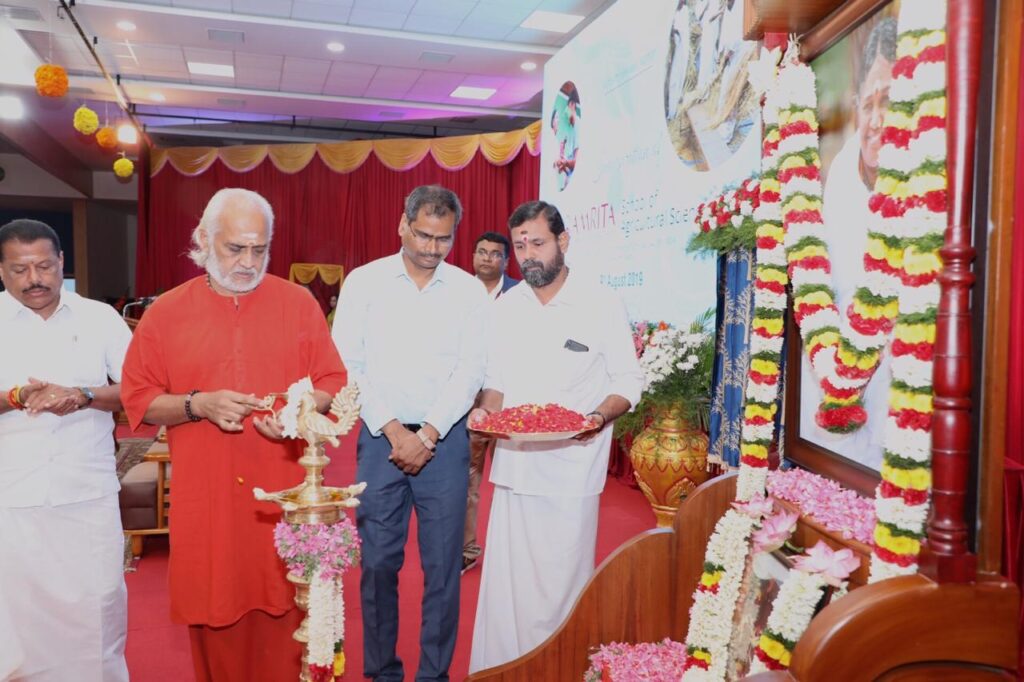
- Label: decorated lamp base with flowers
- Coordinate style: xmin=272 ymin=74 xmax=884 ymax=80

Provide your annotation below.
xmin=253 ymin=378 xmax=367 ymax=682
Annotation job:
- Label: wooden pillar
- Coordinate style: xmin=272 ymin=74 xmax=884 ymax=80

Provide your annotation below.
xmin=72 ymin=199 xmax=88 ymax=298
xmin=920 ymin=0 xmax=982 ymax=583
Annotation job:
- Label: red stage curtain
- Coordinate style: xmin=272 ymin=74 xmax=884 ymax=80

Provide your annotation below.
xmin=136 ymin=147 xmax=537 ymax=295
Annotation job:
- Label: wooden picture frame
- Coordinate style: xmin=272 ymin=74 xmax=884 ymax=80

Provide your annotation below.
xmin=779 ymin=0 xmax=900 ymax=498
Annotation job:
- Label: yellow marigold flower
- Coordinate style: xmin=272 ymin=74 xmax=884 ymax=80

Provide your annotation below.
xmin=744 ymin=403 xmax=776 ymax=421
xmin=852 ymin=297 xmax=898 ymax=321
xmin=761 ymin=178 xmax=781 ymax=193
xmin=890 ymin=388 xmax=933 ymax=414
xmin=789 ymin=244 xmax=828 ymax=262
xmin=795 ymin=290 xmax=834 ymax=309
xmin=874 ymin=525 xmax=923 ymax=555
xmin=751 ymin=358 xmax=781 ymax=376
xmin=758 ymin=635 xmax=787 ymax=660
xmin=783 ymin=195 xmax=822 ymax=213
xmin=742 ymin=443 xmax=769 ymax=459
xmin=894 ymin=323 xmax=937 ymax=345
xmin=693 ymin=649 xmax=712 ymax=663
xmin=754 ymin=318 xmax=784 ymax=336
xmin=757 ymin=223 xmax=786 ymax=242
xmin=759 ymin=267 xmax=788 ymax=284
xmin=897 ymin=29 xmax=945 ymax=59
xmin=880 ymin=462 xmax=932 ymax=492
xmin=808 ymin=330 xmax=840 ymax=349
xmin=903 ymin=248 xmax=942 ymax=276
xmin=837 ymin=345 xmax=879 ymax=370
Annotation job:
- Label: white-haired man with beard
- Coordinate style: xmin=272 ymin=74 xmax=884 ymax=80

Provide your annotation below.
xmin=120 ymin=188 xmax=347 ymax=682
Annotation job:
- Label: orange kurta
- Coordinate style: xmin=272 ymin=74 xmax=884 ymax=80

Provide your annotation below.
xmin=121 ymin=275 xmax=346 ymax=626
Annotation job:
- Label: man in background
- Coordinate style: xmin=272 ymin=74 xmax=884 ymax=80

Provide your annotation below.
xmin=333 ymin=185 xmax=487 ymax=682
xmin=121 ymin=188 xmax=347 ymax=682
xmin=468 ymin=201 xmax=642 ymax=672
xmin=0 ymin=218 xmax=132 ymax=680
xmin=462 ymin=232 xmax=520 ymax=574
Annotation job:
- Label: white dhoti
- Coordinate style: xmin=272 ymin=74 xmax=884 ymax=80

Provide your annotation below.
xmin=469 ymin=487 xmax=599 ymax=673
xmin=0 ymin=494 xmax=128 ymax=682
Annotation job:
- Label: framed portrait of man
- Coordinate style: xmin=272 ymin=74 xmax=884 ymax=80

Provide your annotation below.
xmin=785 ymin=1 xmax=901 ymax=496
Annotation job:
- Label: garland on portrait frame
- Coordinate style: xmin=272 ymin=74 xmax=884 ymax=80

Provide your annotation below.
xmin=681 ymin=0 xmax=947 ymax=675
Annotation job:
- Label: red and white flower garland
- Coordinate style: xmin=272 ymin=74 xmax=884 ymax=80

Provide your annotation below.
xmin=736 ymin=48 xmax=786 ymax=503
xmin=868 ymin=0 xmax=947 ymax=581
xmin=683 ymin=0 xmax=949 ymax=670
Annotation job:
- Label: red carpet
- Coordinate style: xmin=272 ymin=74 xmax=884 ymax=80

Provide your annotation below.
xmin=124 ymin=424 xmax=656 ymax=681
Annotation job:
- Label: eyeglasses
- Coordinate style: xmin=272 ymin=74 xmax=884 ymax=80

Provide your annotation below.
xmin=474 ymin=248 xmax=505 ymax=260
xmin=409 ymin=227 xmax=453 ymax=248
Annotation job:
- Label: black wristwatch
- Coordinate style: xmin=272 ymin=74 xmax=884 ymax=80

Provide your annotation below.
xmin=77 ymin=386 xmax=95 ymax=409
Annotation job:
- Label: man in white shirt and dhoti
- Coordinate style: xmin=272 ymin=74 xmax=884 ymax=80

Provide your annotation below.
xmin=468 ymin=201 xmax=643 ymax=672
xmin=0 ymin=219 xmax=132 ymax=681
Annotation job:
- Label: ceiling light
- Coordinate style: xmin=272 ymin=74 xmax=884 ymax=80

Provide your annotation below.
xmin=0 ymin=95 xmax=23 ymax=120
xmin=117 ymin=123 xmax=138 ymax=145
xmin=326 ymin=41 xmax=345 ymax=53
xmin=116 ymin=20 xmax=136 ymax=31
xmin=450 ymin=86 xmax=496 ymax=100
xmin=520 ymin=10 xmax=584 ymax=33
xmin=520 ymin=61 xmax=537 ymax=72
xmin=187 ymin=61 xmax=234 ymax=78
xmin=149 ymin=91 xmax=165 ymax=102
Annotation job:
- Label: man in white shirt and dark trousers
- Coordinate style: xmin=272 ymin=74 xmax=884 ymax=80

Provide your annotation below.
xmin=0 ymin=219 xmax=132 ymax=681
xmin=468 ymin=201 xmax=643 ymax=672
xmin=462 ymin=232 xmax=520 ymax=575
xmin=333 ymin=185 xmax=487 ymax=682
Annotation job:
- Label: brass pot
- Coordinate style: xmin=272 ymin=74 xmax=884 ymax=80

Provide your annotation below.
xmin=628 ymin=404 xmax=710 ymax=527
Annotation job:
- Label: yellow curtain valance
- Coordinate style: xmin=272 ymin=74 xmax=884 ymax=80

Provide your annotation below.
xmin=151 ymin=121 xmax=541 ymax=177
xmin=289 ymin=263 xmax=344 ymax=287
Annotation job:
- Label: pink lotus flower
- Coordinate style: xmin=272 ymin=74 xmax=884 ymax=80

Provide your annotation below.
xmin=793 ymin=541 xmax=861 ymax=587
xmin=752 ymin=510 xmax=799 ymax=553
xmin=731 ymin=496 xmax=774 ymax=519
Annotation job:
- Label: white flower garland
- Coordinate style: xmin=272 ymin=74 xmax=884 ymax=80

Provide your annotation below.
xmin=681 ymin=509 xmax=759 ymax=679
xmin=308 ymin=568 xmax=345 ymax=672
xmin=748 ymin=571 xmax=830 ymax=674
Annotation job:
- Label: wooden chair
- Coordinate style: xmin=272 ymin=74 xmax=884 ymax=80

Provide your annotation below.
xmin=121 ymin=435 xmax=171 ymax=557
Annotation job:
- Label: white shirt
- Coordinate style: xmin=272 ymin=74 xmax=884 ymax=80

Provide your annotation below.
xmin=333 ymin=253 xmax=488 ymax=438
xmin=485 ymin=275 xmax=505 ymax=301
xmin=485 ymin=272 xmax=643 ymax=497
xmin=799 ymin=135 xmax=890 ymax=470
xmin=0 ymin=290 xmax=132 ymax=507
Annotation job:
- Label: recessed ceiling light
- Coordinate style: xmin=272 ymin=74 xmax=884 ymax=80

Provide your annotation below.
xmin=117 ymin=123 xmax=138 ymax=145
xmin=116 ymin=20 xmax=136 ymax=31
xmin=450 ymin=86 xmax=496 ymax=100
xmin=520 ymin=61 xmax=537 ymax=72
xmin=187 ymin=61 xmax=234 ymax=78
xmin=149 ymin=92 xmax=165 ymax=102
xmin=520 ymin=10 xmax=584 ymax=33
xmin=0 ymin=95 xmax=24 ymax=120
xmin=326 ymin=41 xmax=345 ymax=53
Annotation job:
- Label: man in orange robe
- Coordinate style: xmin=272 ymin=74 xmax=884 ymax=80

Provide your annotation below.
xmin=121 ymin=188 xmax=347 ymax=682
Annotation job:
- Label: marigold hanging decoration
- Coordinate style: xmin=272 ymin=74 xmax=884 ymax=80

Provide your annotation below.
xmin=73 ymin=105 xmax=99 ymax=135
xmin=96 ymin=126 xmax=118 ymax=150
xmin=113 ymin=156 xmax=134 ymax=178
xmin=34 ymin=64 xmax=68 ymax=97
